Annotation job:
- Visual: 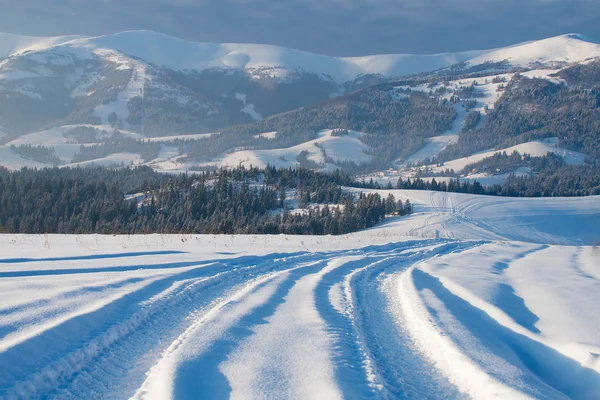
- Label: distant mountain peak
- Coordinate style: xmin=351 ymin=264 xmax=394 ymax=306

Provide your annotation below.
xmin=561 ymin=33 xmax=598 ymax=43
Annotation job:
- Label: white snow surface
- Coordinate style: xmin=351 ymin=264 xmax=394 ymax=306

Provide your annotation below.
xmin=3 ymin=31 xmax=598 ymax=84
xmin=204 ymin=129 xmax=372 ymax=171
xmin=0 ymin=32 xmax=84 ymax=59
xmin=0 ymin=146 xmax=52 ymax=170
xmin=62 ymin=152 xmax=143 ymax=168
xmin=466 ymin=33 xmax=600 ymax=69
xmin=0 ymin=190 xmax=599 ymax=399
xmin=6 ymin=124 xmax=144 ymax=147
xmin=0 ymin=30 xmax=479 ymax=83
xmin=430 ymin=138 xmax=588 ymax=174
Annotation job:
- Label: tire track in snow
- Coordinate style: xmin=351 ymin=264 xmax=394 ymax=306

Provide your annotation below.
xmin=344 ymin=241 xmax=481 ymax=399
xmin=313 ymin=240 xmax=447 ymax=398
xmin=3 ymin=239 xmax=542 ymax=400
xmin=393 ymin=243 xmax=600 ymax=399
xmin=218 ymin=256 xmax=353 ymax=400
xmin=134 ymin=258 xmax=332 ymax=400
xmin=0 ymin=252 xmax=327 ymax=400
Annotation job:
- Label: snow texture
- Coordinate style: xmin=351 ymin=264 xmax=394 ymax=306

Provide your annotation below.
xmin=0 ymin=190 xmax=599 ymax=399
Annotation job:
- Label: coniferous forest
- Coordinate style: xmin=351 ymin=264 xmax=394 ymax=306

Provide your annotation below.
xmin=0 ymin=166 xmax=411 ymax=235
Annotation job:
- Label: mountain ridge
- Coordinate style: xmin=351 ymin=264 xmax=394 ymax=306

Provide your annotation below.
xmin=8 ymin=30 xmax=598 ymax=82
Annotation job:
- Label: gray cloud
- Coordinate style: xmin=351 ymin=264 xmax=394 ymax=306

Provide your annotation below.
xmin=0 ymin=0 xmax=598 ymax=56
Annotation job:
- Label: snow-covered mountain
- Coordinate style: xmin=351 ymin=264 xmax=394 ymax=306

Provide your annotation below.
xmin=5 ymin=30 xmax=597 ymax=81
xmin=0 ymin=30 xmax=484 ymax=82
xmin=0 ymin=30 xmax=599 ymax=138
xmin=0 ymin=32 xmax=84 ymax=59
xmin=0 ymin=30 xmax=485 ymax=139
xmin=1 ymin=30 xmax=600 ymax=177
xmin=447 ymin=33 xmax=600 ymax=73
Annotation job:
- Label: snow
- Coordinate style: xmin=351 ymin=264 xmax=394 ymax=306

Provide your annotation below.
xmin=395 ymin=242 xmax=600 ymax=398
xmin=93 ymin=57 xmax=147 ymax=128
xmin=1 ymin=31 xmax=598 ymax=89
xmin=0 ymin=146 xmax=52 ymax=170
xmin=204 ymin=129 xmax=372 ymax=170
xmin=364 ymin=189 xmax=600 ymax=245
xmin=397 ymin=73 xmax=513 ymax=166
xmin=2 ymin=28 xmax=600 ymax=399
xmin=241 ymin=104 xmax=262 ymax=121
xmin=402 ymin=103 xmax=466 ymax=166
xmin=61 ymin=152 xmax=143 ymax=168
xmin=0 ymin=70 xmax=40 ymax=81
xmin=0 ymin=32 xmax=83 ymax=59
xmin=7 ymin=124 xmax=144 ymax=147
xmin=2 ymin=30 xmax=464 ymax=83
xmin=253 ymin=131 xmax=277 ymax=140
xmin=341 ymin=49 xmax=486 ymax=78
xmin=465 ymin=33 xmax=600 ymax=69
xmin=67 ymin=30 xmax=486 ymax=82
xmin=430 ymin=137 xmax=588 ymax=174
xmin=0 ymin=189 xmax=599 ymax=398
xmin=0 ymin=124 xmax=145 ymax=165
xmin=235 ymin=92 xmax=262 ymax=120
xmin=12 ymin=86 xmax=41 ymax=99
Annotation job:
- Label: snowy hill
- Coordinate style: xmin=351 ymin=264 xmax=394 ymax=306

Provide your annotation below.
xmin=4 ymin=31 xmax=596 ymax=81
xmin=4 ymin=30 xmax=482 ymax=140
xmin=461 ymin=33 xmax=600 ymax=71
xmin=428 ymin=138 xmax=588 ymax=173
xmin=0 ymin=32 xmax=84 ymax=59
xmin=0 ymin=30 xmax=484 ymax=83
xmin=203 ymin=129 xmax=372 ymax=171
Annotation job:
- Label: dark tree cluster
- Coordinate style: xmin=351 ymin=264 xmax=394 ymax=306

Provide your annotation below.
xmin=71 ymin=138 xmax=162 ymax=163
xmin=355 ymin=153 xmax=600 ymax=197
xmin=463 ymin=111 xmax=481 ymax=131
xmin=0 ymin=166 xmax=411 ymax=235
xmin=9 ymin=144 xmax=61 ymax=165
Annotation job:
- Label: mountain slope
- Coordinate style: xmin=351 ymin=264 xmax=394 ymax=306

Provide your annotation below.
xmin=454 ymin=33 xmax=600 ymax=72
xmin=0 ymin=32 xmax=84 ymax=59
xmin=1 ymin=30 xmax=486 ymax=82
xmin=1 ymin=30 xmax=600 ymax=184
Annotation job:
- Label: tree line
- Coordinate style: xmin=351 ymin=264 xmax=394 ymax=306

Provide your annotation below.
xmin=358 ymin=153 xmax=600 ymax=197
xmin=0 ymin=166 xmax=411 ymax=235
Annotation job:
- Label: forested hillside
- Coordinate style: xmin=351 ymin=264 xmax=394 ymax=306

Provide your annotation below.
xmin=388 ymin=153 xmax=600 ymax=197
xmin=182 ymin=86 xmax=456 ymax=169
xmin=438 ymin=71 xmax=600 ymax=160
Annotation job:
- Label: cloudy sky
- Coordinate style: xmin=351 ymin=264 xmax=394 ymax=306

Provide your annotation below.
xmin=0 ymin=0 xmax=598 ymax=56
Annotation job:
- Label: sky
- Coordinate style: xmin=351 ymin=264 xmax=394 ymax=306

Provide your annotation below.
xmin=0 ymin=0 xmax=598 ymax=56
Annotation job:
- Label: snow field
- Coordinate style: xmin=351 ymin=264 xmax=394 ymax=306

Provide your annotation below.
xmin=397 ymin=242 xmax=600 ymax=399
xmin=0 ymin=190 xmax=599 ymax=398
xmin=0 ymin=30 xmax=488 ymax=83
xmin=92 ymin=56 xmax=147 ymax=129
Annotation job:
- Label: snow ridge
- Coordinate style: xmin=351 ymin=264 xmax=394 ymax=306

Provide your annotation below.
xmin=3 ymin=30 xmax=598 ymax=83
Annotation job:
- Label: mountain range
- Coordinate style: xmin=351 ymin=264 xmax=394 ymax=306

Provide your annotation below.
xmin=1 ymin=31 xmax=598 ymax=136
xmin=1 ymin=30 xmax=600 ymax=193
